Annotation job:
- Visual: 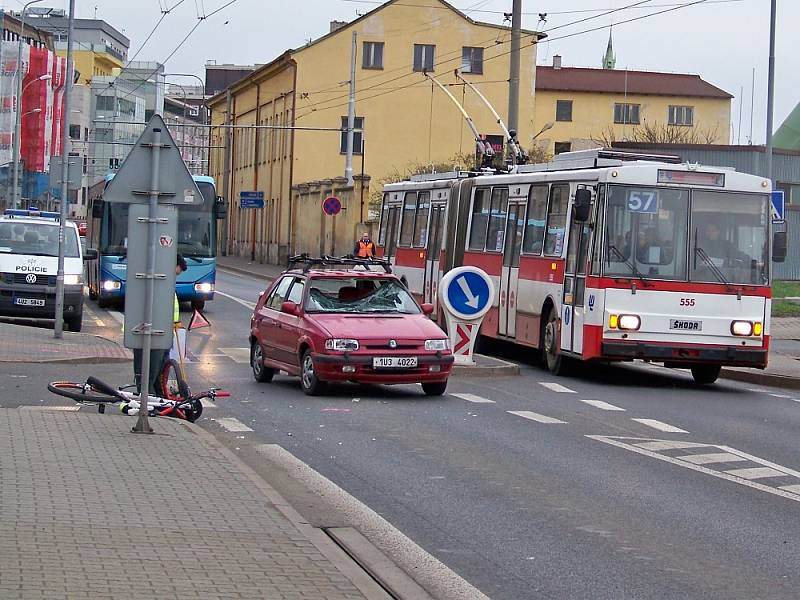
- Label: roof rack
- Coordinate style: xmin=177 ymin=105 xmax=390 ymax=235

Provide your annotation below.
xmin=517 ymin=148 xmax=683 ymax=173
xmin=287 ymin=254 xmax=393 ymax=274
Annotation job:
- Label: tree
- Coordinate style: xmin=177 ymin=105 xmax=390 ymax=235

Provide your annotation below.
xmin=591 ymin=121 xmax=722 ymax=146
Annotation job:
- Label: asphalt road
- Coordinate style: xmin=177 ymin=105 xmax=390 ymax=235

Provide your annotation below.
xmin=9 ymin=267 xmax=800 ymax=600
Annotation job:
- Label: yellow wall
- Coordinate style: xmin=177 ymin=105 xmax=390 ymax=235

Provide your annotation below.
xmin=532 ymin=90 xmax=731 ymax=153
xmin=59 ymin=50 xmax=123 ymax=85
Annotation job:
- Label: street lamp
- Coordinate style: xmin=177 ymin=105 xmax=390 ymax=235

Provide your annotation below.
xmin=531 ymin=121 xmax=554 ymax=141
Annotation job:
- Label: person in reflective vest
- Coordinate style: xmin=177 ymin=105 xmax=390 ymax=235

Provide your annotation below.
xmin=354 ymin=232 xmax=375 ymax=258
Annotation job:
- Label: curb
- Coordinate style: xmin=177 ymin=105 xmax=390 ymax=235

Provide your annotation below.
xmin=720 ymin=368 xmax=800 ymax=390
xmin=218 ymin=263 xmax=281 ymax=282
xmin=0 ymin=355 xmax=131 ymax=364
xmin=452 ymin=354 xmax=519 ymax=377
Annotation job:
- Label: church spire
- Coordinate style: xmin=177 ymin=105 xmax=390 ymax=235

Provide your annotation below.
xmin=602 ymin=26 xmax=616 ymax=69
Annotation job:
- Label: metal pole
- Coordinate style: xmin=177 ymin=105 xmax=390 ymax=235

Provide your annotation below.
xmin=53 ymin=0 xmax=74 ymax=339
xmin=220 ymin=90 xmax=232 ymax=255
xmin=507 ymin=0 xmax=522 ymax=142
xmin=765 ymin=0 xmax=776 ymax=182
xmin=345 ymin=31 xmax=357 ymax=186
xmin=132 ymin=126 xmax=162 ymax=434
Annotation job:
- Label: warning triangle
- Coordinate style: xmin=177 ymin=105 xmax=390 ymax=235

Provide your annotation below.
xmin=188 ymin=309 xmax=212 ymax=331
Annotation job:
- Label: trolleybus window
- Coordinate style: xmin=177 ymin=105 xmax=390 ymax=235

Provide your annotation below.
xmin=522 ymin=184 xmax=548 ymax=255
xmin=378 ymin=194 xmax=390 ymax=245
xmin=413 ymin=191 xmax=431 ymax=248
xmin=543 ymin=184 xmax=569 ymax=256
xmin=690 ymin=191 xmax=768 ymax=285
xmin=399 ymin=192 xmax=418 ymax=246
xmin=468 ymin=187 xmax=491 ymax=250
xmin=486 ymin=187 xmax=509 ymax=252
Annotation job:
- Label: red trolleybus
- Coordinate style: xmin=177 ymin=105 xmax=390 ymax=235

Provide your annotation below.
xmin=378 ymin=149 xmax=785 ymax=384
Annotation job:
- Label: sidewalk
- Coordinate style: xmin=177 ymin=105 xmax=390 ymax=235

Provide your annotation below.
xmin=720 ymin=317 xmax=800 ymax=389
xmin=0 ymin=321 xmax=131 ymax=363
xmin=0 ymin=409 xmax=388 ymax=600
xmin=217 ymin=254 xmax=285 ymax=281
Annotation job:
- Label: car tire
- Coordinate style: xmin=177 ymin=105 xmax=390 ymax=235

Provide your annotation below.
xmin=191 ymin=299 xmax=205 ymax=312
xmin=422 ymin=381 xmax=448 ymax=396
xmin=251 ymin=341 xmax=274 ymax=383
xmin=691 ymin=365 xmax=721 ymax=385
xmin=542 ymin=307 xmax=570 ymax=375
xmin=300 ymin=349 xmax=327 ymax=396
xmin=65 ymin=313 xmax=83 ymax=332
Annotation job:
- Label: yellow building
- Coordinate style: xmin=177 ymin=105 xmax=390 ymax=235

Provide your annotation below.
xmin=67 ymin=47 xmax=123 ymax=85
xmin=208 ymin=0 xmax=542 ymax=264
xmin=532 ymin=56 xmax=733 ymax=156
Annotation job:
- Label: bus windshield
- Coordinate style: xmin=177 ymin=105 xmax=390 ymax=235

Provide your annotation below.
xmin=603 ymin=185 xmax=769 ymax=285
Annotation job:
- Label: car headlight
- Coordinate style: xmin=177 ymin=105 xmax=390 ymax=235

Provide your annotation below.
xmin=731 ymin=320 xmax=756 ymax=336
xmin=325 ymin=338 xmax=359 ymax=351
xmin=102 ymin=280 xmax=121 ymax=291
xmin=609 ymin=314 xmax=640 ymax=331
xmin=194 ymin=282 xmax=214 ymax=293
xmin=425 ymin=339 xmax=450 ymax=351
xmin=64 ymin=274 xmax=81 ymax=285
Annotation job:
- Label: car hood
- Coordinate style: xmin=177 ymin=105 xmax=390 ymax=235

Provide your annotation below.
xmin=309 ymin=313 xmax=446 ymax=340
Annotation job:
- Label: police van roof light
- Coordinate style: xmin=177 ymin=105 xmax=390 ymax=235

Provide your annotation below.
xmin=3 ymin=208 xmax=61 ymax=219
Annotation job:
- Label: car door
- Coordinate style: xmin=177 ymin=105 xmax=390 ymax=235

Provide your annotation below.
xmin=258 ymin=276 xmax=293 ymax=362
xmin=273 ymin=277 xmax=305 ymax=368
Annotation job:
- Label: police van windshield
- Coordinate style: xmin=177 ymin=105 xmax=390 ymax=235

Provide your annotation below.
xmin=0 ymin=222 xmax=80 ymax=258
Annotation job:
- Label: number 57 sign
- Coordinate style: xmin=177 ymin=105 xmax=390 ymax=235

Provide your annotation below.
xmin=627 ymin=190 xmax=658 ymax=213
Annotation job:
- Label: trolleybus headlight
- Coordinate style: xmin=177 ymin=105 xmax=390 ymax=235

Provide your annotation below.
xmin=618 ymin=314 xmax=641 ymax=331
xmin=64 ymin=274 xmax=81 ymax=285
xmin=194 ymin=282 xmax=214 ymax=294
xmin=325 ymin=338 xmax=359 ymax=351
xmin=731 ymin=320 xmax=754 ymax=336
xmin=102 ymin=280 xmax=121 ymax=291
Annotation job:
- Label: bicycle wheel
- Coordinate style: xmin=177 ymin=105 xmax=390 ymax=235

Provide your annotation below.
xmin=47 ymin=381 xmax=119 ymax=404
xmin=159 ymin=359 xmax=191 ymax=402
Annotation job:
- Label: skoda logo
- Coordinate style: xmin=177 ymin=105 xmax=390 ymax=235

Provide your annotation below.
xmin=25 ymin=274 xmax=37 ymax=284
xmin=388 ymin=339 xmax=397 ymax=349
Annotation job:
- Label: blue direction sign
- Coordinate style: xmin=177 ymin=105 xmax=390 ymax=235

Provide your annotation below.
xmin=322 ymin=196 xmax=342 ymax=216
xmin=771 ymin=190 xmax=785 ymax=223
xmin=240 ymin=191 xmax=265 ymax=209
xmin=439 ymin=266 xmax=494 ymax=321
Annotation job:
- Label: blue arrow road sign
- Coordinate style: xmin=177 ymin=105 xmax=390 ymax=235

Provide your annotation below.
xmin=240 ymin=191 xmax=265 ymax=209
xmin=771 ymin=190 xmax=785 ymax=222
xmin=445 ymin=270 xmax=491 ymax=318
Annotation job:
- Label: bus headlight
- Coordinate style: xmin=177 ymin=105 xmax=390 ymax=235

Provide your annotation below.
xmin=102 ymin=280 xmax=121 ymax=291
xmin=194 ymin=282 xmax=214 ymax=294
xmin=609 ymin=314 xmax=640 ymax=331
xmin=64 ymin=274 xmax=81 ymax=286
xmin=731 ymin=320 xmax=754 ymax=336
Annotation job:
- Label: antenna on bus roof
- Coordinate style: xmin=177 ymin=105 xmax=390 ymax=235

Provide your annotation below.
xmin=454 ymin=70 xmax=528 ymax=167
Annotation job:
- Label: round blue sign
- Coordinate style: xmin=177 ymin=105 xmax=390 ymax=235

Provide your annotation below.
xmin=322 ymin=196 xmax=342 ymax=216
xmin=443 ymin=269 xmax=492 ymax=319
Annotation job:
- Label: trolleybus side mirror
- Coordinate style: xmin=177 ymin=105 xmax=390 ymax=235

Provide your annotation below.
xmin=91 ymin=198 xmax=103 ymax=219
xmin=573 ymin=188 xmax=592 ymax=223
xmin=215 ymin=196 xmax=227 ymax=219
xmin=772 ymin=228 xmax=787 ymax=263
xmin=83 ymin=248 xmax=98 ymax=261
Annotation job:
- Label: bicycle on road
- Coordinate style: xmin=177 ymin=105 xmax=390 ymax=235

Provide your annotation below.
xmin=48 ymin=359 xmax=229 ymax=423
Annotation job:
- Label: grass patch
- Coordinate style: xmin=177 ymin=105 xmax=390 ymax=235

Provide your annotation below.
xmin=772 ymin=300 xmax=800 ymax=317
xmin=773 ymin=280 xmax=800 ymax=299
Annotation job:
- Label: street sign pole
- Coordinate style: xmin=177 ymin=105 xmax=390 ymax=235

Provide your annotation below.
xmin=439 ymin=266 xmax=494 ymax=366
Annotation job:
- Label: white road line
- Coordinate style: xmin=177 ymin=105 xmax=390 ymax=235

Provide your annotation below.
xmin=215 ymin=417 xmax=253 ymax=432
xmin=769 ymin=393 xmax=793 ymax=399
xmin=779 ymin=485 xmax=800 ymax=495
xmin=218 ymin=347 xmax=251 ymax=364
xmin=451 ymin=393 xmax=495 ymax=404
xmin=634 ymin=440 xmax=708 ymax=451
xmin=507 ymin=410 xmax=567 ymax=424
xmin=631 ymin=419 xmax=688 ymax=434
xmin=724 ymin=467 xmax=787 ymax=480
xmin=675 ymin=452 xmax=747 ymax=465
xmin=215 ymin=290 xmax=256 ymax=310
xmin=579 ymin=399 xmax=625 ymax=411
xmin=538 ymin=382 xmax=576 ymax=393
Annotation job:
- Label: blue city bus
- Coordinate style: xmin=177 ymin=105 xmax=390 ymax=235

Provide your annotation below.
xmin=86 ymin=174 xmax=225 ymax=310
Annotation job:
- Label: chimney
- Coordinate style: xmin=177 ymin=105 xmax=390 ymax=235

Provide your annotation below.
xmin=553 ymin=55 xmax=562 ymax=69
xmin=330 ymin=20 xmax=348 ymax=33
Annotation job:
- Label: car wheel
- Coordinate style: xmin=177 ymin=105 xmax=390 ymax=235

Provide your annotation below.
xmin=691 ymin=365 xmax=721 ymax=385
xmin=542 ymin=307 xmax=570 ymax=375
xmin=65 ymin=313 xmax=83 ymax=332
xmin=422 ymin=381 xmax=447 ymax=396
xmin=251 ymin=341 xmax=274 ymax=383
xmin=300 ymin=350 xmax=327 ymax=396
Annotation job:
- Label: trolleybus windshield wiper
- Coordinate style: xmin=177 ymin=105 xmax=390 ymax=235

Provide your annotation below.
xmin=694 ymin=245 xmax=730 ymax=286
xmin=607 ymin=244 xmax=649 ymax=286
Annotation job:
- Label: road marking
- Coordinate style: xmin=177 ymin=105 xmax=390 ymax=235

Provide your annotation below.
xmin=215 ymin=290 xmax=256 ymax=310
xmin=579 ymin=399 xmax=625 ymax=411
xmin=675 ymin=452 xmax=747 ymax=465
xmin=507 ymin=410 xmax=566 ymax=424
xmin=21 ymin=405 xmax=80 ymax=411
xmin=769 ymin=393 xmax=793 ymax=398
xmin=108 ymin=310 xmax=124 ymax=325
xmin=724 ymin=467 xmax=787 ymax=480
xmin=780 ymin=485 xmax=800 ymax=495
xmin=538 ymin=382 xmax=576 ymax=393
xmin=215 ymin=417 xmax=253 ymax=432
xmin=83 ymin=304 xmax=105 ymax=327
xmin=631 ymin=418 xmax=688 ymax=433
xmin=451 ymin=393 xmax=495 ymax=404
xmin=634 ymin=440 xmax=708 ymax=451
xmin=218 ymin=347 xmax=251 ymax=364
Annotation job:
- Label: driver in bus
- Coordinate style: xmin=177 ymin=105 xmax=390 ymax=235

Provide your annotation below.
xmin=698 ymin=222 xmax=749 ymax=266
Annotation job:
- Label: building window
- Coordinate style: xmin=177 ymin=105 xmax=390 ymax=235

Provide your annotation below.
xmin=554 ymin=142 xmax=572 ymax=154
xmin=555 ymin=100 xmax=573 ymax=122
xmin=461 ymin=47 xmax=483 ymax=74
xmin=614 ymin=103 xmax=640 ymax=124
xmin=69 ymin=124 xmax=81 ymax=139
xmin=340 ymin=116 xmax=364 ymax=154
xmin=413 ymin=44 xmax=435 ymax=72
xmin=363 ymin=41 xmax=384 ymax=70
xmin=668 ymin=105 xmax=694 ymax=126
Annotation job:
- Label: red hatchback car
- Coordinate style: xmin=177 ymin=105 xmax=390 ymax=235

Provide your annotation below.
xmin=250 ymin=257 xmax=453 ymax=396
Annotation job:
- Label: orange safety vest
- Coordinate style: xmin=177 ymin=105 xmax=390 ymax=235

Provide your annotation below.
xmin=357 ymin=240 xmax=375 ymax=258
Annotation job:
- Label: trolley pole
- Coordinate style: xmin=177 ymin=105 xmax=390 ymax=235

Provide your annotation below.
xmin=53 ymin=0 xmax=75 ymax=339
xmin=765 ymin=0 xmax=776 ymax=182
xmin=507 ymin=0 xmax=522 ymax=160
xmin=345 ymin=31 xmax=357 ymax=187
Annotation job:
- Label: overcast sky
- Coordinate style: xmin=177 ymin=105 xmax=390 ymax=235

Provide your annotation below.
xmin=8 ymin=0 xmax=797 ymax=143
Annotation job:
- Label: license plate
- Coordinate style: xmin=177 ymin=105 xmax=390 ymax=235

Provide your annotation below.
xmin=372 ymin=356 xmax=418 ymax=369
xmin=670 ymin=319 xmax=702 ymax=331
xmin=14 ymin=297 xmax=45 ymax=307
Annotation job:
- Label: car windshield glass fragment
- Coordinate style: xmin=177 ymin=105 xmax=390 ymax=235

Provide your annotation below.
xmin=305 ymin=278 xmax=421 ymax=314
xmin=0 ymin=222 xmax=80 ymax=258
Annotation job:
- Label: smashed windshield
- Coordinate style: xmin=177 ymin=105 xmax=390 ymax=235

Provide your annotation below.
xmin=305 ymin=277 xmax=421 ymax=314
xmin=0 ymin=222 xmax=80 ymax=258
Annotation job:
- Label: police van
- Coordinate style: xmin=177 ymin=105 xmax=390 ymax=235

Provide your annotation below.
xmin=0 ymin=209 xmax=96 ymax=331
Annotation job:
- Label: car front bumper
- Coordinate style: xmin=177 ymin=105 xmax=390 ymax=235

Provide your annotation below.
xmin=312 ymin=352 xmax=454 ymax=384
xmin=0 ymin=283 xmax=83 ymax=319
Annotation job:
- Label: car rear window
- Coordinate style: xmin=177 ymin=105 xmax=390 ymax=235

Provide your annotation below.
xmin=305 ymin=277 xmax=420 ymax=314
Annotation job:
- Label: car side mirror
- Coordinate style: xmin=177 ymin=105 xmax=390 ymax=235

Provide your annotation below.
xmin=83 ymin=248 xmax=98 ymax=261
xmin=772 ymin=229 xmax=787 ymax=263
xmin=573 ymin=188 xmax=592 ymax=223
xmin=421 ymin=303 xmax=434 ymax=316
xmin=281 ymin=301 xmax=300 ymax=316
xmin=215 ymin=195 xmax=227 ymax=219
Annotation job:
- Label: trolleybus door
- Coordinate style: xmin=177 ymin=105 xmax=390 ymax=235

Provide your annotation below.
xmin=499 ymin=201 xmax=525 ymax=337
xmin=561 ymin=191 xmax=593 ymax=354
xmin=381 ymin=204 xmax=401 ymax=265
xmin=424 ymin=203 xmax=447 ymax=307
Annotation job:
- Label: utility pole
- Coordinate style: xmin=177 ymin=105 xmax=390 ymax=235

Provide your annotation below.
xmin=507 ymin=0 xmax=522 ymax=157
xmin=345 ymin=31 xmax=357 ymax=187
xmin=53 ymin=0 xmax=75 ymax=339
xmin=765 ymin=0 xmax=776 ymax=182
xmin=220 ymin=89 xmax=232 ymax=255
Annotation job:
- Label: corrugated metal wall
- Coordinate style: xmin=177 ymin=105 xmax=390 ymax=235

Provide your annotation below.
xmin=774 ymin=210 xmax=800 ymax=280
